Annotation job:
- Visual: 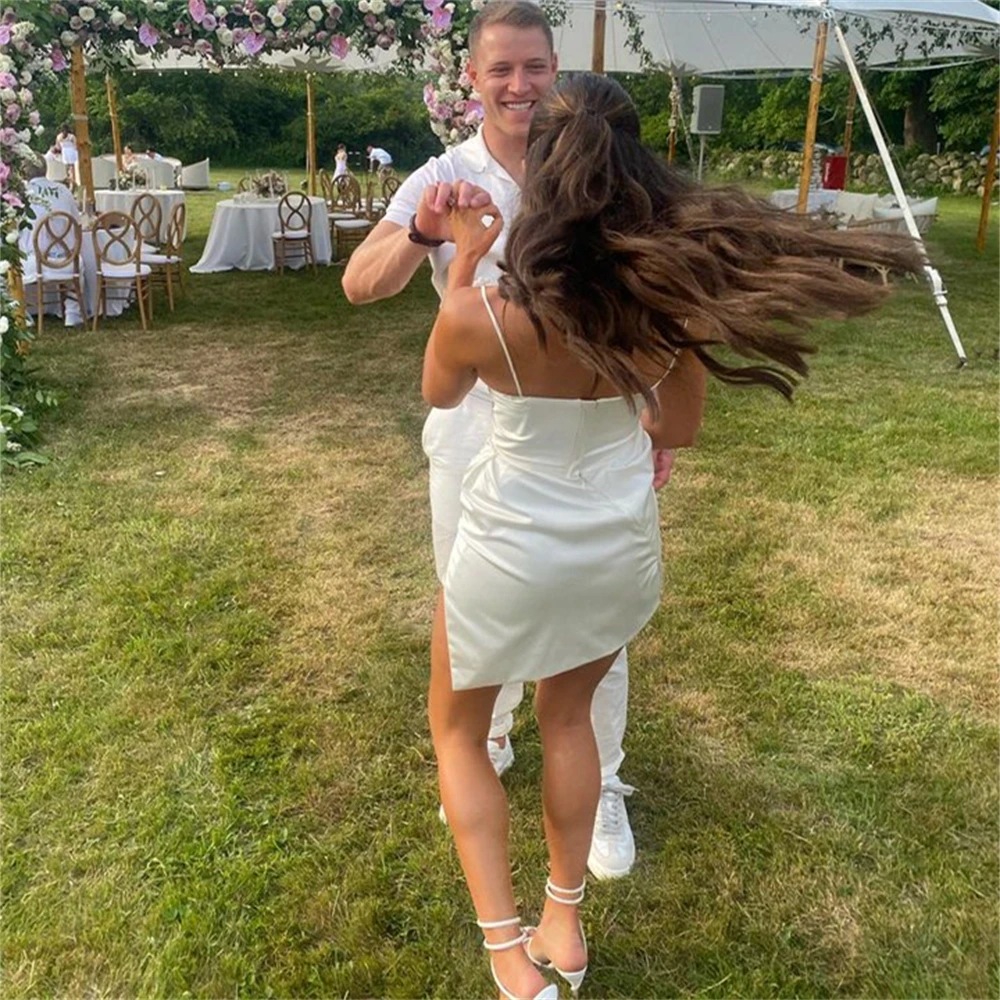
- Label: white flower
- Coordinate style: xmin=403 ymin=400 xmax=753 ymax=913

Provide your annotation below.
xmin=12 ymin=22 xmax=33 ymax=41
xmin=5 ymin=230 xmax=18 ymax=245
xmin=60 ymin=30 xmax=78 ymax=47
xmin=0 ymin=315 xmax=8 ymax=334
xmin=216 ymin=5 xmax=227 ymax=15
xmin=0 ymin=88 xmax=15 ymax=104
xmin=79 ymin=5 xmax=96 ymax=21
xmin=110 ymin=9 xmax=127 ymax=26
xmin=471 ymin=0 xmax=485 ymax=8
xmin=218 ymin=27 xmax=234 ymax=45
xmin=359 ymin=0 xmax=370 ymax=10
xmin=0 ymin=56 xmax=12 ymax=73
xmin=19 ymin=70 xmax=32 ymax=85
xmin=307 ymin=4 xmax=323 ymax=20
xmin=34 ymin=125 xmax=44 ymax=135
xmin=270 ymin=11 xmax=286 ymax=27
xmin=6 ymin=441 xmax=23 ymax=453
xmin=369 ymin=0 xmax=386 ymax=14
xmin=0 ymin=261 xmax=9 ymax=276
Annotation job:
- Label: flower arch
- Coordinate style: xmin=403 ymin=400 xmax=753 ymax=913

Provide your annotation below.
xmin=0 ymin=0 xmax=577 ymax=464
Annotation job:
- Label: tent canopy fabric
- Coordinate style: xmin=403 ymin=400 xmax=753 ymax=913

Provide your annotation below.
xmin=552 ymin=0 xmax=1000 ymax=75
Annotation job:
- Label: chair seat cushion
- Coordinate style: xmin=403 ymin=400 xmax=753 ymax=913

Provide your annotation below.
xmin=329 ymin=211 xmax=357 ymax=220
xmin=146 ymin=253 xmax=182 ymax=265
xmin=272 ymin=230 xmax=311 ymax=240
xmin=100 ymin=263 xmax=152 ymax=278
xmin=40 ymin=264 xmax=80 ymax=280
xmin=335 ymin=220 xmax=373 ymax=231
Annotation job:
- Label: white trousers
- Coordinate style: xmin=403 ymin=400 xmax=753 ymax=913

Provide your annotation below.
xmin=423 ymin=392 xmax=628 ymax=780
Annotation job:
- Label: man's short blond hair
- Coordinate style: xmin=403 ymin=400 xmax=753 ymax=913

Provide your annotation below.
xmin=469 ymin=1 xmax=554 ymax=56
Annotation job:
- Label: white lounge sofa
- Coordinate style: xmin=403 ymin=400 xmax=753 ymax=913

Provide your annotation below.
xmin=179 ymin=158 xmax=211 ymax=190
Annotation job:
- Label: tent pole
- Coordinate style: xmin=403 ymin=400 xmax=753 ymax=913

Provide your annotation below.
xmin=668 ymin=72 xmax=680 ymax=164
xmin=797 ymin=18 xmax=828 ymax=213
xmin=306 ymin=72 xmax=317 ymax=197
xmin=831 ymin=19 xmax=967 ymax=365
xmin=105 ymin=73 xmax=123 ymax=174
xmin=842 ymin=79 xmax=857 ymax=189
xmin=592 ymin=0 xmax=606 ymax=74
xmin=976 ymin=90 xmax=999 ymax=254
xmin=70 ymin=45 xmax=95 ymax=213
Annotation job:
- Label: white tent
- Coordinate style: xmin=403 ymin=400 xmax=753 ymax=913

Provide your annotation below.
xmin=553 ymin=0 xmax=1000 ymax=75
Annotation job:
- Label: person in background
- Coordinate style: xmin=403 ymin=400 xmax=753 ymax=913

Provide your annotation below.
xmin=367 ymin=144 xmax=393 ymax=174
xmin=334 ymin=143 xmax=349 ymax=179
xmin=55 ymin=122 xmax=78 ymax=189
xmin=122 ymin=145 xmax=136 ymax=170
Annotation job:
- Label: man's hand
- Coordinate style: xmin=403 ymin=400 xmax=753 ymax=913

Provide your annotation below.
xmin=652 ymin=448 xmax=675 ymax=490
xmin=415 ymin=180 xmax=495 ymax=244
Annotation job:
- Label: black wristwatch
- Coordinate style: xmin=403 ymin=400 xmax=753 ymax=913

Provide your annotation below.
xmin=408 ymin=214 xmax=446 ymax=248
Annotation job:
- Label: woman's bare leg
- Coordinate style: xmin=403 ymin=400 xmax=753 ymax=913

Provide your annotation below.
xmin=530 ymin=650 xmax=620 ymax=973
xmin=428 ymin=592 xmax=548 ymax=997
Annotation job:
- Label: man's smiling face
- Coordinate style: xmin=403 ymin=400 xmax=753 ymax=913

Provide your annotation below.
xmin=468 ymin=23 xmax=558 ymax=144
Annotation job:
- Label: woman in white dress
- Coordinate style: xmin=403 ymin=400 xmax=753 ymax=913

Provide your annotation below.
xmin=55 ymin=123 xmax=78 ymax=189
xmin=333 ymin=143 xmax=349 ymax=179
xmin=423 ymin=74 xmax=921 ymax=1000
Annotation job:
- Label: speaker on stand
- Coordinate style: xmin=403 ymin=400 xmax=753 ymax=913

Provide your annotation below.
xmin=690 ymin=84 xmax=725 ymax=181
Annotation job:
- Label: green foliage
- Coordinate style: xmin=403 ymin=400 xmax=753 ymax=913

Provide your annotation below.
xmin=35 ymin=70 xmax=442 ymax=171
xmin=929 ymin=62 xmax=1000 ymax=152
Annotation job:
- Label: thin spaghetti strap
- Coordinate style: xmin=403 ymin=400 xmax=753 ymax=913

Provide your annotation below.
xmin=480 ymin=285 xmax=523 ymax=397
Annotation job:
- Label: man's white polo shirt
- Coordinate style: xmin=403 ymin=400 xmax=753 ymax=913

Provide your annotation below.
xmin=382 ymin=129 xmax=520 ymax=300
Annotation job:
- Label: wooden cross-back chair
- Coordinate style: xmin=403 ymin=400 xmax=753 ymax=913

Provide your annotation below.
xmin=147 ymin=201 xmax=187 ymax=311
xmin=130 ymin=192 xmax=163 ymax=249
xmin=237 ymin=175 xmax=253 ymax=193
xmin=271 ymin=191 xmax=315 ymax=275
xmin=91 ymin=211 xmax=151 ymax=331
xmin=32 ymin=211 xmax=84 ymax=335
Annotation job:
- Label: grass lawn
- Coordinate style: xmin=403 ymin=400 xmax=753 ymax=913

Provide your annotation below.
xmin=2 ymin=178 xmax=997 ymax=999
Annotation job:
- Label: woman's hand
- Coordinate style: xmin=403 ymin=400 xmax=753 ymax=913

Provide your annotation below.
xmin=450 ymin=201 xmax=503 ymax=264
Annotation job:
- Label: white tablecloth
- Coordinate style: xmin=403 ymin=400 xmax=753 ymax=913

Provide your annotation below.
xmin=95 ymin=189 xmax=188 ymax=243
xmin=768 ymin=188 xmax=839 ymax=213
xmin=190 ymin=197 xmax=332 ymax=274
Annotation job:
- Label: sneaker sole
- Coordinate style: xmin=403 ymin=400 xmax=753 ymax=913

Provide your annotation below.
xmin=586 ymin=851 xmax=635 ymax=880
xmin=439 ymin=752 xmax=514 ymax=825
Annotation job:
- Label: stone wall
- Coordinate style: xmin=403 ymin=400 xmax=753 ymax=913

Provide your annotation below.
xmin=711 ymin=150 xmax=992 ymax=196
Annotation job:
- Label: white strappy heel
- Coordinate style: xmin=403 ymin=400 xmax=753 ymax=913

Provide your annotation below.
xmin=524 ymin=879 xmax=589 ymax=996
xmin=477 ymin=915 xmax=559 ymax=1000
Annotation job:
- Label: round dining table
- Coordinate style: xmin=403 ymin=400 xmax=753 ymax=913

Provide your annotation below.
xmin=190 ymin=196 xmax=332 ymax=274
xmin=95 ymin=189 xmax=188 ymax=243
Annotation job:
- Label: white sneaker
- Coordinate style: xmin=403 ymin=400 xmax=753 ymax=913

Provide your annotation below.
xmin=587 ymin=776 xmax=636 ymax=879
xmin=438 ymin=737 xmax=515 ymax=824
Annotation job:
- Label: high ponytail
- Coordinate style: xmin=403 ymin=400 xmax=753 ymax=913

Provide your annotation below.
xmin=499 ymin=74 xmax=924 ymax=408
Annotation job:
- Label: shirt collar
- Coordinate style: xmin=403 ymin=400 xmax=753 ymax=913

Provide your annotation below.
xmin=461 ymin=128 xmax=517 ymax=186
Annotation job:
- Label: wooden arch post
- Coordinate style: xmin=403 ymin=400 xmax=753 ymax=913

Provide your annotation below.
xmin=797 ymin=18 xmax=829 ymax=214
xmin=842 ymin=79 xmax=858 ymax=188
xmin=592 ymin=0 xmax=607 ymax=73
xmin=105 ymin=73 xmax=123 ymax=173
xmin=306 ymin=72 xmax=317 ymax=197
xmin=70 ymin=45 xmax=95 ymax=213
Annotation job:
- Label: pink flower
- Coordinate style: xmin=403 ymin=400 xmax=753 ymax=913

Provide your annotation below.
xmin=138 ymin=22 xmax=159 ymax=48
xmin=431 ymin=7 xmax=452 ymax=31
xmin=423 ymin=0 xmax=444 ymax=9
xmin=0 ymin=72 xmax=15 ymax=88
xmin=0 ymin=24 xmax=10 ymax=46
xmin=2 ymin=191 xmax=23 ymax=208
xmin=0 ymin=161 xmax=9 ymax=185
xmin=242 ymin=31 xmax=265 ymax=55
xmin=202 ymin=13 xmax=217 ymax=31
xmin=5 ymin=103 xmax=21 ymax=123
xmin=28 ymin=110 xmax=39 ymax=126
xmin=0 ymin=127 xmax=18 ymax=146
xmin=50 ymin=48 xmax=68 ymax=72
xmin=328 ymin=34 xmax=349 ymax=59
xmin=188 ymin=0 xmax=207 ymax=22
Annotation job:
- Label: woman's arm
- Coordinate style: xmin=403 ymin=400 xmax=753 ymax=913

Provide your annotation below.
xmin=422 ymin=286 xmax=482 ymax=408
xmin=422 ymin=205 xmax=503 ymax=409
xmin=642 ymin=348 xmax=708 ymax=450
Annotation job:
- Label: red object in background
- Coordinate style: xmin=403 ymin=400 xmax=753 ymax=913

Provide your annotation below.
xmin=823 ymin=154 xmax=848 ymax=190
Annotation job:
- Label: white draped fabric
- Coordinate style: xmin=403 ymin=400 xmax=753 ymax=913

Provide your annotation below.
xmin=190 ymin=197 xmax=332 ymax=274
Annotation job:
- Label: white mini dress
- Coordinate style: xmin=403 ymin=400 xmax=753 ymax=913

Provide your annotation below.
xmin=443 ymin=287 xmax=663 ymax=691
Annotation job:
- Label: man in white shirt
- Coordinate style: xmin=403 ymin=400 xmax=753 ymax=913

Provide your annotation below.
xmin=344 ymin=0 xmax=659 ymax=879
xmin=366 ymin=145 xmax=393 ymax=173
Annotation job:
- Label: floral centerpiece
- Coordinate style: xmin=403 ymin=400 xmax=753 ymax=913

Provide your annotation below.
xmin=113 ymin=166 xmax=147 ymax=190
xmin=253 ymin=170 xmax=286 ymax=198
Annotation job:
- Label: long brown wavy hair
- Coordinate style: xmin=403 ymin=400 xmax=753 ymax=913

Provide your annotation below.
xmin=499 ymin=74 xmax=924 ymax=407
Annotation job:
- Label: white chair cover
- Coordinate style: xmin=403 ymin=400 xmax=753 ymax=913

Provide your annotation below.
xmin=179 ymin=158 xmax=211 ymax=190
